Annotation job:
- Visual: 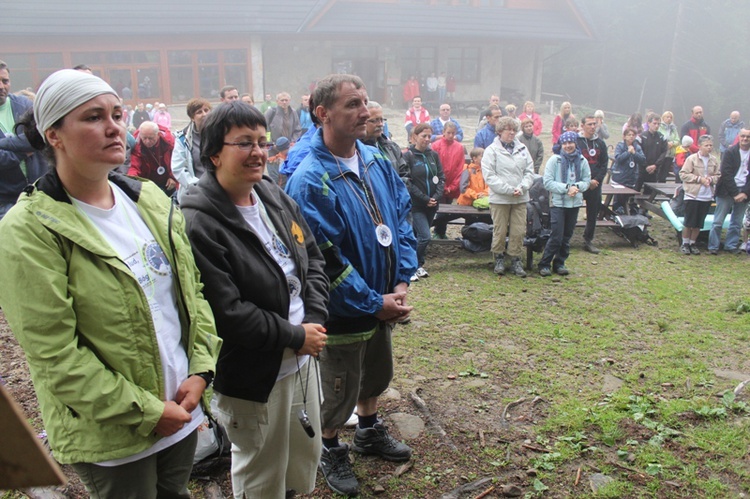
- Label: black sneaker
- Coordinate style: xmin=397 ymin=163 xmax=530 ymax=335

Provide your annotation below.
xmin=320 ymin=444 xmax=360 ymax=496
xmin=538 ymin=267 xmax=552 ymax=277
xmin=583 ymin=240 xmax=601 ymax=254
xmin=555 ymin=266 xmax=570 ymax=276
xmin=680 ymin=244 xmax=691 ymax=255
xmin=352 ymin=420 xmax=412 ymax=462
xmin=689 ymin=244 xmax=701 ymax=255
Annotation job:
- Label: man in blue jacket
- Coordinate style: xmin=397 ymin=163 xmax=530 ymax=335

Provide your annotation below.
xmin=0 ymin=60 xmax=46 ymax=219
xmin=286 ymin=74 xmax=417 ymax=497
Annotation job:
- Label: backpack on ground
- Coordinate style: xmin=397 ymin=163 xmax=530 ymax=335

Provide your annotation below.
xmin=613 ymin=214 xmax=656 ymax=247
xmin=525 ymin=176 xmax=551 ymax=253
xmin=669 ymin=185 xmax=685 ymax=217
xmin=460 ymin=222 xmax=493 ymax=252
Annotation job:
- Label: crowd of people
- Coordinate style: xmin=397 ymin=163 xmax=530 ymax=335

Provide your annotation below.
xmin=0 ymin=58 xmax=748 ymax=498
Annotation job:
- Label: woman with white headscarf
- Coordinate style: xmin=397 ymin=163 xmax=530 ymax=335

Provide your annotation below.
xmin=0 ymin=69 xmax=221 ymax=498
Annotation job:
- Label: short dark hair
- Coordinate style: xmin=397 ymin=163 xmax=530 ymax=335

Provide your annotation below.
xmin=72 ymin=64 xmax=91 ymax=72
xmin=312 ymin=74 xmax=366 ymax=112
xmin=200 ymin=102 xmax=267 ymax=170
xmin=470 ymin=147 xmax=484 ymax=159
xmin=186 ymin=98 xmax=211 ymax=119
xmin=582 ymin=114 xmax=596 ymax=124
xmin=220 ymin=85 xmax=237 ymax=99
xmin=0 ymin=60 xmax=8 ymax=73
xmin=412 ymin=123 xmax=432 ymax=136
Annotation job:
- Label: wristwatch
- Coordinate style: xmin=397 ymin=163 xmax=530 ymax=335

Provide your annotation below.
xmin=193 ymin=371 xmax=214 ymax=387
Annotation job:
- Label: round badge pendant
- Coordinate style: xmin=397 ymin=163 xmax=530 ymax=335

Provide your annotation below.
xmin=432 ymin=175 xmax=439 ymax=185
xmin=157 ymin=166 xmax=166 ymax=175
xmin=375 ymin=224 xmax=393 ymax=247
xmin=588 ymin=148 xmax=597 ymax=157
xmin=287 ymin=275 xmax=302 ymax=299
xmin=629 ymin=161 xmax=635 ymax=168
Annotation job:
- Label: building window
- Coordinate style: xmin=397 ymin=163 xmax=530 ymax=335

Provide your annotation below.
xmin=168 ymin=51 xmax=195 ymax=102
xmin=223 ymin=49 xmax=248 ymax=95
xmin=400 ymin=47 xmax=436 ymax=82
xmin=445 ymin=47 xmax=479 ymax=82
xmin=2 ymin=53 xmax=63 ymax=91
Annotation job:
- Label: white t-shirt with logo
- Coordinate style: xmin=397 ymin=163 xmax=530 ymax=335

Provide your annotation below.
xmin=72 ymin=183 xmax=202 ymax=466
xmin=236 ymin=198 xmax=309 ymax=381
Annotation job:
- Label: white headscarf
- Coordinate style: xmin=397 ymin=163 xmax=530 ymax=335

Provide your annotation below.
xmin=34 ymin=69 xmax=118 ymax=143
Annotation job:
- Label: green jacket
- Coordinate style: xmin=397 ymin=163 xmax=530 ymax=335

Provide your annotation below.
xmin=0 ymin=171 xmax=221 ymax=464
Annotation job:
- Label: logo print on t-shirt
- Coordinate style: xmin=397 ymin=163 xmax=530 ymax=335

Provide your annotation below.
xmin=144 ymin=241 xmax=172 ymax=276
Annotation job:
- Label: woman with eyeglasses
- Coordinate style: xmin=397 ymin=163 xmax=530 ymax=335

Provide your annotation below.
xmin=0 ymin=69 xmax=221 ymax=498
xmin=180 ymin=101 xmax=329 ymax=498
xmin=481 ymin=116 xmax=535 ymax=277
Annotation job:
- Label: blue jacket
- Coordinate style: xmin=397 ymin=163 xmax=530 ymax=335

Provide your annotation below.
xmin=474 ymin=122 xmax=496 ymax=149
xmin=543 ymin=153 xmax=591 ymax=208
xmin=285 ymin=128 xmax=417 ymax=340
xmin=611 ymin=141 xmax=645 ymax=187
xmin=719 ymin=119 xmax=745 ymax=153
xmin=280 ymin=125 xmax=316 ymax=176
xmin=0 ymin=94 xmax=47 ymax=203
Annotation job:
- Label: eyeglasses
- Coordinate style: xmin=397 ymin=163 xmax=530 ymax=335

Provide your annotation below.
xmin=366 ymin=118 xmax=387 ymax=124
xmin=224 ymin=141 xmax=270 ymax=151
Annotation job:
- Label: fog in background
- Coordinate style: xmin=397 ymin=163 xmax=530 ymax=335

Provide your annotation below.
xmin=543 ymin=0 xmax=749 ymax=124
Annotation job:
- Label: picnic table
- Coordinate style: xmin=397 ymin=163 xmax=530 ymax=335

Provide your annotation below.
xmin=589 ymin=183 xmax=640 ymax=226
xmin=637 ymin=182 xmax=679 ymax=218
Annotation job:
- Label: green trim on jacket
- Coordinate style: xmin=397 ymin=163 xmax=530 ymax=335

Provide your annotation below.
xmin=0 ymin=171 xmax=221 ymax=464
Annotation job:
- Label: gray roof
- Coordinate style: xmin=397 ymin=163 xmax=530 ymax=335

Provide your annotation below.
xmin=4 ymin=0 xmax=593 ymax=41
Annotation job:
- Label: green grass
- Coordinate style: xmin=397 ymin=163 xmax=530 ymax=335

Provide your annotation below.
xmin=389 ymin=219 xmax=750 ymax=497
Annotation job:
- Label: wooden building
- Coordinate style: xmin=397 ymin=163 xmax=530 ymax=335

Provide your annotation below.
xmin=3 ymin=0 xmax=594 ymax=106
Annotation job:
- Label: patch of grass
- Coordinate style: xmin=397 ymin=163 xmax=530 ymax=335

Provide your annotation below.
xmin=394 ymin=221 xmax=750 ymax=496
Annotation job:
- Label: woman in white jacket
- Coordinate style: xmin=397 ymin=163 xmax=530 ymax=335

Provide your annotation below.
xmin=481 ymin=116 xmax=535 ymax=277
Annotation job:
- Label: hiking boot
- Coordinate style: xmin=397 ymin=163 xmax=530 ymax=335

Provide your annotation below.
xmin=583 ymin=240 xmax=600 ymax=254
xmin=709 ymin=249 xmax=719 ymax=255
xmin=680 ymin=244 xmax=691 ymax=255
xmin=538 ymin=267 xmax=552 ymax=277
xmin=689 ymin=244 xmax=701 ymax=255
xmin=493 ymin=256 xmax=506 ymax=275
xmin=415 ymin=267 xmax=429 ymax=278
xmin=555 ymin=266 xmax=570 ymax=276
xmin=510 ymin=258 xmax=527 ymax=278
xmin=352 ymin=420 xmax=412 ymax=462
xmin=320 ymin=444 xmax=360 ymax=496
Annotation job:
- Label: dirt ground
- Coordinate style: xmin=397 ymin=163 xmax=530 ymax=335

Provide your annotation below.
xmin=0 ymin=218 xmax=710 ymax=499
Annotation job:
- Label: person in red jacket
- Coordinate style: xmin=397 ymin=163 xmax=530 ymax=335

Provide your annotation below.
xmin=402 ymin=75 xmax=420 ymax=107
xmin=432 ymin=121 xmax=467 ymax=238
xmin=129 ymin=121 xmax=178 ymax=196
xmin=680 ymin=105 xmax=711 ymax=153
xmin=404 ymin=96 xmax=430 ymax=137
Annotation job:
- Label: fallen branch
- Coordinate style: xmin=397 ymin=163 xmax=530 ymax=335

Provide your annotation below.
xmin=574 ymin=466 xmax=582 ymax=486
xmin=474 ymin=485 xmax=495 ymax=499
xmin=409 ymin=390 xmax=457 ymax=451
xmin=522 ymin=443 xmax=551 ymax=453
xmin=439 ymin=477 xmax=494 ymax=499
xmin=500 ymin=397 xmax=527 ymax=428
xmin=734 ymin=378 xmax=750 ymax=396
xmin=479 ymin=429 xmax=486 ymax=447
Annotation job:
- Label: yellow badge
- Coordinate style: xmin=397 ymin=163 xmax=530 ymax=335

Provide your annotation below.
xmin=291 ymin=221 xmax=305 ymax=245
